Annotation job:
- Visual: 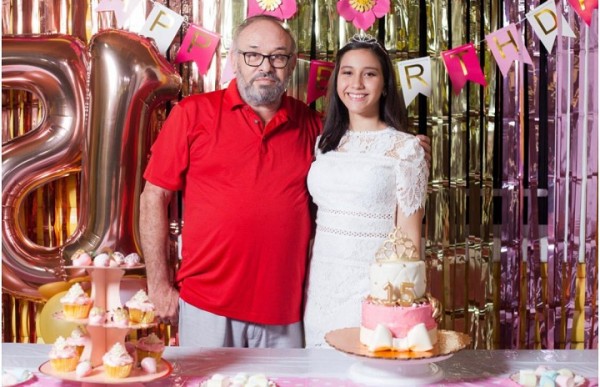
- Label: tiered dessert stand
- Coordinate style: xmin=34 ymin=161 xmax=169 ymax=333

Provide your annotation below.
xmin=39 ymin=264 xmax=172 ymax=385
xmin=325 ymin=327 xmax=470 ymax=386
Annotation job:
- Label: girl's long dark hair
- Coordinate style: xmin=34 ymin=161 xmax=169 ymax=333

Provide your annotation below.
xmin=318 ymin=38 xmax=407 ymax=153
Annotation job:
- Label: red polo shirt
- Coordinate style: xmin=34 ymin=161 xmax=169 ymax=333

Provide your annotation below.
xmin=144 ymin=81 xmax=322 ymax=325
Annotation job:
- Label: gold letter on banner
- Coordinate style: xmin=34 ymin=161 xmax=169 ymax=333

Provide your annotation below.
xmin=533 ymin=9 xmax=558 ymax=35
xmin=150 ymin=10 xmax=172 ymax=31
xmin=493 ymin=30 xmax=519 ymax=60
xmin=448 ymin=50 xmax=470 ymax=76
xmin=188 ymin=30 xmax=211 ymax=51
xmin=404 ymin=64 xmax=428 ymax=89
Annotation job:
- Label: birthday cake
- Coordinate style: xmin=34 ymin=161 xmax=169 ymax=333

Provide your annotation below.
xmin=359 ymin=227 xmax=441 ymax=352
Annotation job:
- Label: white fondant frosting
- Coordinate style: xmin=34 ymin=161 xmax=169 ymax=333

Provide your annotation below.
xmin=369 ymin=259 xmax=427 ymax=300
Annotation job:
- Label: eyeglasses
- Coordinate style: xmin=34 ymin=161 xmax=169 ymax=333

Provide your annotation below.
xmin=237 ymin=50 xmax=292 ymax=69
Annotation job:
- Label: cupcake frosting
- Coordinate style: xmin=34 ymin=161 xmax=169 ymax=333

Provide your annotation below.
xmin=102 ymin=343 xmax=133 ymax=367
xmin=49 ymin=336 xmax=79 ymax=359
xmin=60 ymin=283 xmax=92 ymax=305
xmin=88 ymin=307 xmax=106 ymax=325
xmin=136 ymin=333 xmax=165 ymax=352
xmin=67 ymin=327 xmax=90 ymax=346
xmin=125 ymin=290 xmax=155 ymax=311
xmin=110 ymin=307 xmax=130 ymax=327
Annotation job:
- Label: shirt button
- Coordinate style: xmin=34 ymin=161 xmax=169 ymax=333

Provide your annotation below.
xmin=254 ymin=120 xmax=259 ymax=124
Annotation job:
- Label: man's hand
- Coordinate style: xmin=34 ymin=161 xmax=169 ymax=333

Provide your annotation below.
xmin=140 ymin=182 xmax=178 ymax=326
xmin=149 ymin=285 xmax=179 ymax=326
xmin=416 ymin=134 xmax=432 ymax=169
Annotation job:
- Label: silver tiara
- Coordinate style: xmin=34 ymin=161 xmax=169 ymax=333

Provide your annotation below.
xmin=349 ymin=33 xmax=385 ymax=49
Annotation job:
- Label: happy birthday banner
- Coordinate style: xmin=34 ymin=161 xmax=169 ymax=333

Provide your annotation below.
xmin=96 ymin=0 xmax=596 ymax=105
xmin=393 ymin=0 xmax=583 ymax=105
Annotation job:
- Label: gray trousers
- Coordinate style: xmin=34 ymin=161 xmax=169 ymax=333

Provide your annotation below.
xmin=178 ymin=298 xmax=304 ymax=348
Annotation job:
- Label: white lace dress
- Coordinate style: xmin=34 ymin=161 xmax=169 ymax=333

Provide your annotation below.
xmin=304 ymin=127 xmax=429 ymax=348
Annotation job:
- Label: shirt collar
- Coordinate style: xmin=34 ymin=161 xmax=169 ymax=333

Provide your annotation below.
xmin=223 ymin=79 xmax=245 ymax=110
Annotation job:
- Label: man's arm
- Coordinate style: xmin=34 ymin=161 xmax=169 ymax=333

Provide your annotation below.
xmin=139 ymin=181 xmax=179 ymax=323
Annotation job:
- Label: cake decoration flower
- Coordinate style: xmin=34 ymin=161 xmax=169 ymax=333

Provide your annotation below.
xmin=337 ymin=0 xmax=390 ymax=31
xmin=247 ymin=0 xmax=298 ymax=20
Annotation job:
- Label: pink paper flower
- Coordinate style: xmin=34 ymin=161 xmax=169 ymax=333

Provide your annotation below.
xmin=337 ymin=0 xmax=391 ymax=31
xmin=247 ymin=0 xmax=298 ymax=20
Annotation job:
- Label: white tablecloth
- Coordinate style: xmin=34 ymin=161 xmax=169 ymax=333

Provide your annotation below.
xmin=2 ymin=343 xmax=598 ymax=386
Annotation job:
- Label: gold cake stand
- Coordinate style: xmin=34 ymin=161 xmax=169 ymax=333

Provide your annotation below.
xmin=325 ymin=328 xmax=471 ymax=386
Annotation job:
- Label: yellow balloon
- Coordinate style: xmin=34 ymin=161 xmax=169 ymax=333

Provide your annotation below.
xmin=39 ymin=290 xmax=78 ymax=344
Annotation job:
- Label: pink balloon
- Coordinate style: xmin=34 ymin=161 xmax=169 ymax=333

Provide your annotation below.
xmin=2 ymin=34 xmax=89 ymax=296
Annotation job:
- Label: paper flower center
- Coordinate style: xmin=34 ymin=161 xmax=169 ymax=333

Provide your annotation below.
xmin=350 ymin=0 xmax=376 ymax=13
xmin=257 ymin=0 xmax=282 ymax=11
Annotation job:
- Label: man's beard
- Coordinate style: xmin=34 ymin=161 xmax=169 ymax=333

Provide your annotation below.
xmin=237 ymin=72 xmax=289 ymax=106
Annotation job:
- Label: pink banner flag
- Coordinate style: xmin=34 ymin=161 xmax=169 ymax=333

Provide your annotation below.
xmin=441 ymin=43 xmax=487 ymax=94
xmin=567 ymin=0 xmax=598 ymax=25
xmin=221 ymin=55 xmax=235 ymax=85
xmin=175 ymin=24 xmax=220 ymax=75
xmin=306 ymin=60 xmax=334 ymax=104
xmin=485 ymin=24 xmax=533 ymax=77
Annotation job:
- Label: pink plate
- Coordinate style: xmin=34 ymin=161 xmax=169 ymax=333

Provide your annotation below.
xmin=39 ymin=358 xmax=172 ymax=384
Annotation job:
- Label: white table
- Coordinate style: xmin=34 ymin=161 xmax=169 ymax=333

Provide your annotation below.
xmin=2 ymin=343 xmax=598 ymax=386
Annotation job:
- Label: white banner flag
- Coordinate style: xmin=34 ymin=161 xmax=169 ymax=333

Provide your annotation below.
xmin=139 ymin=3 xmax=184 ymax=55
xmin=95 ymin=0 xmax=143 ymax=29
xmin=396 ymin=57 xmax=432 ymax=106
xmin=526 ymin=1 xmax=575 ymax=53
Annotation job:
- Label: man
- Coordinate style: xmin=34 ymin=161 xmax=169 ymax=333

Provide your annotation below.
xmin=140 ymin=15 xmax=430 ymax=348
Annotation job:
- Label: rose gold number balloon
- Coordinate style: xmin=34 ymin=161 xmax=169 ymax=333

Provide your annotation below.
xmin=61 ymin=30 xmax=181 ymax=259
xmin=2 ymin=31 xmax=181 ymax=297
xmin=2 ymin=35 xmax=88 ymax=299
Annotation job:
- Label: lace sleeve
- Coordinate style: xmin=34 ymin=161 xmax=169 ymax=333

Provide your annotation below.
xmin=392 ymin=136 xmax=429 ymax=217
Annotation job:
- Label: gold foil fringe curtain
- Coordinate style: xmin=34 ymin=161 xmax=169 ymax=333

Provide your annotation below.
xmin=2 ymin=0 xmax=597 ymax=349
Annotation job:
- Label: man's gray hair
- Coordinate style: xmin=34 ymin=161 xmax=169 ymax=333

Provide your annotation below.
xmin=232 ymin=15 xmax=297 ymax=54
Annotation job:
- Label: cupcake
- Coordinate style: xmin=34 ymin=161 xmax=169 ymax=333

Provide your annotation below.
xmin=49 ymin=336 xmax=80 ymax=372
xmin=66 ymin=327 xmax=90 ymax=357
xmin=136 ymin=333 xmax=165 ymax=363
xmin=102 ymin=342 xmax=134 ymax=378
xmin=110 ymin=307 xmax=130 ymax=328
xmin=88 ymin=306 xmax=106 ymax=325
xmin=60 ymin=283 xmax=93 ymax=319
xmin=125 ymin=290 xmax=155 ymax=324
